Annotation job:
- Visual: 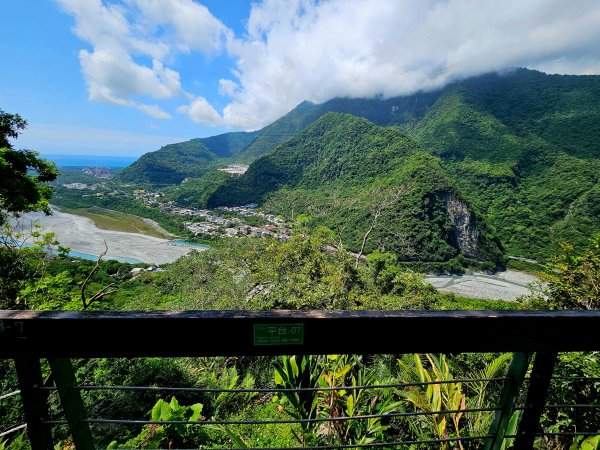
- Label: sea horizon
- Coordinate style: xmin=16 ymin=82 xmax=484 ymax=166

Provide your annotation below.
xmin=41 ymin=154 xmax=139 ymax=167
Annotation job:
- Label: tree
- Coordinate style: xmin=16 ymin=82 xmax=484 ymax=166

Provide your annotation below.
xmin=0 ymin=109 xmax=58 ymax=308
xmin=545 ymin=235 xmax=600 ymax=310
xmin=0 ymin=109 xmax=58 ymax=224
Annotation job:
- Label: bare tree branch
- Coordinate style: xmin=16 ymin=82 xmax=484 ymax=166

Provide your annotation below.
xmin=80 ymin=240 xmax=124 ymax=310
xmin=355 ymin=184 xmax=411 ymax=267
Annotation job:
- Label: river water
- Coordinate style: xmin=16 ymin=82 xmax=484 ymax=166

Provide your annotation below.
xmin=14 ymin=208 xmax=204 ymax=265
xmin=13 ymin=209 xmax=539 ymax=300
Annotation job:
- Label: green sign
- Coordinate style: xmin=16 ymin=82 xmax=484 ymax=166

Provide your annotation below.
xmin=254 ymin=323 xmax=304 ymax=346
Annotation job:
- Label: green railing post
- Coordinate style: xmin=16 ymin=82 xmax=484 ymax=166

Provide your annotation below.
xmin=48 ymin=358 xmax=95 ymax=450
xmin=14 ymin=358 xmax=54 ymax=450
xmin=513 ymin=351 xmax=558 ymax=450
xmin=484 ymin=352 xmax=531 ymax=450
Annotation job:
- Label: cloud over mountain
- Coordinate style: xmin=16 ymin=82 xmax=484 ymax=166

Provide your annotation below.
xmin=58 ymin=0 xmax=600 ymax=129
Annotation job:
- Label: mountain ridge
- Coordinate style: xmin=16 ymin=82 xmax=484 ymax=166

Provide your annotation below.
xmin=118 ymin=68 xmax=600 ymax=260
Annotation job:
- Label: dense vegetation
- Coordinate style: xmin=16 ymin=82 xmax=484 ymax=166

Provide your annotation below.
xmin=208 ymin=113 xmax=502 ymax=268
xmin=123 ymin=69 xmax=599 ymax=262
xmin=2 ymin=226 xmax=599 ymax=448
xmin=2 ymin=65 xmax=600 ymax=447
xmin=118 ymin=131 xmax=259 ymax=185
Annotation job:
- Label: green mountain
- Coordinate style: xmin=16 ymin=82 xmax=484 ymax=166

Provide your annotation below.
xmin=209 ymin=113 xmax=503 ymax=266
xmin=118 ymin=130 xmax=260 ymax=185
xmin=119 ymin=68 xmax=600 ymax=261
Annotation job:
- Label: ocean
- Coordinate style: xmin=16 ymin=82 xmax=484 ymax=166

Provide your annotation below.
xmin=41 ymin=154 xmax=139 ymax=167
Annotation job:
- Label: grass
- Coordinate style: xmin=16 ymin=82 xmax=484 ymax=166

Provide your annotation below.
xmin=61 ymin=206 xmax=170 ymax=238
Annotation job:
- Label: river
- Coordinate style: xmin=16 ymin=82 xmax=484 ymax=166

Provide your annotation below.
xmin=14 ymin=208 xmax=207 ymax=265
xmin=13 ymin=209 xmax=539 ymax=299
xmin=425 ymin=270 xmax=541 ymax=301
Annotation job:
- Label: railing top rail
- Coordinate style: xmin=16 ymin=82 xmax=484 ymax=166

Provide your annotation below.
xmin=1 ymin=309 xmax=600 ymax=358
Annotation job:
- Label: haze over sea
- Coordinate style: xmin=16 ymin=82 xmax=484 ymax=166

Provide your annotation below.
xmin=42 ymin=154 xmax=138 ymax=167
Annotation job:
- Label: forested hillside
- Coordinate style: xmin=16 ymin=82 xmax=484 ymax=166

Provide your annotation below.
xmin=118 ymin=130 xmax=259 ymax=185
xmin=119 ymin=69 xmax=599 ymax=260
xmin=209 ymin=113 xmax=502 ymax=267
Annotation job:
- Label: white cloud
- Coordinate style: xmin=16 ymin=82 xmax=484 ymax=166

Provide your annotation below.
xmin=218 ymin=79 xmax=238 ymax=97
xmin=221 ymin=0 xmax=600 ymax=129
xmin=56 ymin=0 xmax=226 ymax=120
xmin=57 ymin=0 xmax=600 ymax=129
xmin=177 ymin=96 xmax=222 ymax=126
xmin=129 ymin=0 xmax=229 ymax=54
xmin=79 ymin=48 xmax=180 ymax=113
xmin=136 ymin=104 xmax=172 ymax=120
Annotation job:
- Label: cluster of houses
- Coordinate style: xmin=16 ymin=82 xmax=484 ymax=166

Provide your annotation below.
xmin=132 ymin=190 xmax=291 ymax=240
xmin=63 ymin=182 xmax=100 ymax=190
xmin=179 ymin=206 xmax=292 ymax=240
xmin=133 ymin=190 xmax=163 ymax=206
xmin=185 ymin=220 xmax=291 ymax=240
xmin=82 ymin=167 xmax=114 ymax=179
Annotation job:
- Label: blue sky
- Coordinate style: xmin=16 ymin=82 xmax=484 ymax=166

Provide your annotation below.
xmin=1 ymin=0 xmax=599 ymax=157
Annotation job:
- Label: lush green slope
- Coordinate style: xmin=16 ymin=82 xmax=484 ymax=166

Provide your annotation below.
xmin=118 ymin=130 xmax=259 ymax=185
xmin=118 ymin=69 xmax=599 ymax=259
xmin=402 ymin=81 xmax=600 ymax=259
xmin=209 ymin=113 xmax=502 ymax=266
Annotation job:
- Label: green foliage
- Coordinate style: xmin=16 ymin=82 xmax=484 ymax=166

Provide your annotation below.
xmin=118 ymin=131 xmax=258 ymax=185
xmin=273 ymin=355 xmax=321 ymax=443
xmin=199 ymin=365 xmax=255 ymax=418
xmin=271 ymin=354 xmax=402 ymax=447
xmin=18 ymin=271 xmax=77 ymax=310
xmin=316 ymin=354 xmax=402 ymax=446
xmin=164 ymin=170 xmax=230 ymax=208
xmin=208 ymin=113 xmax=502 ymax=267
xmin=545 ymin=236 xmax=600 ymax=310
xmin=151 ymin=397 xmax=203 ymax=438
xmin=520 ymin=235 xmax=600 ymax=310
xmin=0 ymin=221 xmax=67 ymax=309
xmin=0 ymin=109 xmax=57 ymax=223
xmin=76 ymin=357 xmax=195 ymax=446
xmin=0 ymin=433 xmax=29 ymax=450
xmin=542 ymin=352 xmax=600 ymax=442
xmin=116 ymin=397 xmax=204 ymax=448
xmin=397 ymin=354 xmax=466 ymax=448
xmin=569 ymin=435 xmax=600 ymax=450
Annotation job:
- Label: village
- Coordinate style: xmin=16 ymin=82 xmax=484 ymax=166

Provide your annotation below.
xmin=133 ymin=190 xmax=292 ymax=240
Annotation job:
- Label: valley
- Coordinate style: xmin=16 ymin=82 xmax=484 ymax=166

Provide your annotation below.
xmin=118 ymin=69 xmax=600 ymax=264
xmin=40 ymin=68 xmax=600 ymax=303
xmin=16 ymin=208 xmax=198 ymax=265
xmin=3 ymin=3 xmax=600 ymax=448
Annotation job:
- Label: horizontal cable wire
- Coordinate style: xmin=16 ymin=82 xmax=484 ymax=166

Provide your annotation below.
xmin=0 ymin=423 xmax=27 ymax=439
xmin=547 ymin=404 xmax=600 ymax=409
xmin=37 ymin=377 xmax=507 ymax=394
xmin=505 ymin=431 xmax=600 ymax=438
xmin=550 ymin=377 xmax=600 ymax=382
xmin=44 ymin=407 xmax=499 ymax=427
xmin=199 ymin=434 xmax=496 ymax=450
xmin=537 ymin=432 xmax=600 ymax=437
xmin=0 ymin=390 xmax=21 ymax=401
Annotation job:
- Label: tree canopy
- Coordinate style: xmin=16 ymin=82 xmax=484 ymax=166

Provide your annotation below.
xmin=0 ymin=109 xmax=58 ymax=222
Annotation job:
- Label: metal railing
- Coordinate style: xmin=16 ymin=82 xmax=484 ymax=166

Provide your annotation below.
xmin=1 ymin=310 xmax=600 ymax=449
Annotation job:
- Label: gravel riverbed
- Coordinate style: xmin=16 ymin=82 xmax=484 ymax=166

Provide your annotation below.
xmin=425 ymin=270 xmax=542 ymax=301
xmin=15 ymin=208 xmax=199 ymax=265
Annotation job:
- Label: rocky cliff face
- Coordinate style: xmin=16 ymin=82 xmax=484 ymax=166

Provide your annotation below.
xmin=444 ymin=193 xmax=482 ymax=259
